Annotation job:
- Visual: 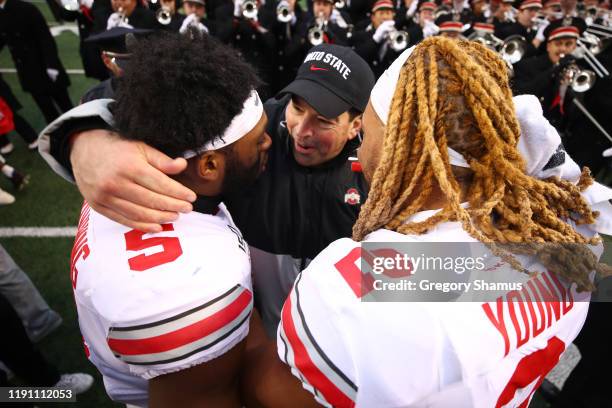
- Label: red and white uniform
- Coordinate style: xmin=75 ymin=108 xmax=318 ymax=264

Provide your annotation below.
xmin=70 ymin=203 xmax=253 ymax=407
xmin=278 ymin=209 xmax=600 ymax=408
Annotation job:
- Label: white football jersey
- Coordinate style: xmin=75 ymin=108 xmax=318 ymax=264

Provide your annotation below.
xmin=278 ymin=209 xmax=599 ymax=408
xmin=70 ymin=202 xmax=252 ymax=407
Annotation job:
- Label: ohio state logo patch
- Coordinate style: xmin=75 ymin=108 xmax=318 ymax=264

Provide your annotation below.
xmin=344 ymin=188 xmax=361 ymax=205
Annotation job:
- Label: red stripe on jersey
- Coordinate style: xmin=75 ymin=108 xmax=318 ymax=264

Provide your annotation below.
xmin=281 ymin=294 xmax=355 ymax=408
xmin=108 ymin=290 xmax=252 ymax=356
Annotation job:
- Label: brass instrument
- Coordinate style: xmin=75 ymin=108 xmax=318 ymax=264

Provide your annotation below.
xmin=500 ymin=35 xmax=527 ymax=65
xmin=277 ymin=0 xmax=293 ymax=23
xmin=573 ymin=33 xmax=610 ymax=78
xmin=558 ymin=55 xmax=597 ymax=92
xmin=308 ymin=14 xmax=327 ymax=46
xmin=335 ymin=0 xmax=345 ymax=9
xmin=242 ymin=0 xmax=258 ymax=19
xmin=156 ymin=6 xmax=173 ymax=25
xmin=388 ymin=29 xmax=409 ymax=52
xmin=467 ymin=30 xmax=503 ymax=51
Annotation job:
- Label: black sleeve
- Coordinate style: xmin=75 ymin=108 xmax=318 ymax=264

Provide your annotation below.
xmin=48 ymin=117 xmax=113 ymax=177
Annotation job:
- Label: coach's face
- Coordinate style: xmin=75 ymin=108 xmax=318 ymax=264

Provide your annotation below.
xmin=286 ymin=96 xmax=362 ymax=167
xmin=358 ymin=101 xmax=385 ymax=185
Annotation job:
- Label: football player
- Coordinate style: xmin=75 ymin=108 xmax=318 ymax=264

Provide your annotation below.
xmin=269 ymin=37 xmax=610 ymax=407
xmin=67 ymin=32 xmax=271 ymax=407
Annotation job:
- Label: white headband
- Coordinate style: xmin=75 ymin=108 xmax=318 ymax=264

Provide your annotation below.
xmin=182 ymin=90 xmax=263 ymax=159
xmin=369 ymin=46 xmax=471 ymax=168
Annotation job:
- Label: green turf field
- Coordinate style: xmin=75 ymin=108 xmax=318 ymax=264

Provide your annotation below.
xmin=0 ymin=2 xmax=609 ymax=407
xmin=0 ymin=2 xmax=119 ymax=406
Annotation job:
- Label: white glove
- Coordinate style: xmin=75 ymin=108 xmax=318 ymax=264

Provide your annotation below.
xmin=330 ymin=9 xmax=348 ymax=28
xmin=46 ymin=68 xmax=59 ymax=82
xmin=422 ymin=20 xmax=439 ymax=38
xmin=603 ymin=147 xmax=612 ymax=157
xmin=373 ymin=20 xmax=395 ymax=43
xmin=233 ymin=0 xmax=243 ymax=18
xmin=107 ymin=12 xmax=133 ymax=29
xmin=179 ymin=13 xmax=209 ymax=34
xmin=535 ymin=18 xmax=550 ymax=42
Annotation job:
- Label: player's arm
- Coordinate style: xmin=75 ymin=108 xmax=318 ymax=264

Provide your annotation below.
xmin=149 ymin=338 xmax=245 ymax=408
xmin=273 ymin=268 xmax=359 ymax=408
xmin=38 ymin=99 xmax=196 ymax=232
xmin=240 ymin=311 xmax=321 ymax=408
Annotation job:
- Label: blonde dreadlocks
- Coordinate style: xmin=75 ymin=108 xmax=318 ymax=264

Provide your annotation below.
xmin=352 ymin=36 xmax=610 ymax=291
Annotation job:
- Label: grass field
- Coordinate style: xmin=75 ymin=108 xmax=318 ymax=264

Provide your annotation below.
xmin=0 ymin=2 xmax=120 ymax=406
xmin=0 ymin=2 xmax=609 ymax=407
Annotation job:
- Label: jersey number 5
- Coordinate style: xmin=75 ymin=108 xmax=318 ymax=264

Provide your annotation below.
xmin=124 ymin=224 xmax=183 ymax=271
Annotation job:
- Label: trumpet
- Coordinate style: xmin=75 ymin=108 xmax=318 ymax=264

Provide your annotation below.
xmin=277 ymin=0 xmax=293 ymax=23
xmin=499 ymin=35 xmax=527 ymax=65
xmin=156 ymin=6 xmax=173 ymax=25
xmin=308 ymin=25 xmax=325 ymax=46
xmin=388 ymin=29 xmax=409 ymax=52
xmin=308 ymin=14 xmax=327 ymax=46
xmin=335 ymin=0 xmax=345 ymax=8
xmin=560 ymin=62 xmax=597 ymax=93
xmin=242 ymin=0 xmax=258 ymax=19
xmin=467 ymin=31 xmax=503 ymax=51
xmin=573 ymin=33 xmax=610 ymax=78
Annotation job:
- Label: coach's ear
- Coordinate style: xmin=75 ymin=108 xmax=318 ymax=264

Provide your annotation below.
xmin=348 ymin=115 xmax=363 ymax=141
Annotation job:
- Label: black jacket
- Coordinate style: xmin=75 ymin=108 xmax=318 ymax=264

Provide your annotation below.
xmin=225 ymin=94 xmax=368 ymax=260
xmin=0 ymin=0 xmax=70 ymax=93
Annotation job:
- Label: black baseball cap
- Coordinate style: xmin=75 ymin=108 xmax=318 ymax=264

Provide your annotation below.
xmin=279 ymin=44 xmax=375 ymax=118
xmin=85 ymin=27 xmax=152 ymax=54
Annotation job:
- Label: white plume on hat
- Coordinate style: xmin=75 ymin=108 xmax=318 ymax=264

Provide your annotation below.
xmin=368 ymin=46 xmax=612 ymax=234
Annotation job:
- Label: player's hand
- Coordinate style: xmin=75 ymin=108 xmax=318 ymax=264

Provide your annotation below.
xmin=70 ymin=130 xmax=197 ymax=233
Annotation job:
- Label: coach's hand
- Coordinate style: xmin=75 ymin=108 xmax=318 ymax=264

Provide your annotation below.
xmin=70 ymin=130 xmax=197 ymax=233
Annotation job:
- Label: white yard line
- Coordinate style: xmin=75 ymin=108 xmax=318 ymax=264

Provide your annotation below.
xmin=0 ymin=227 xmax=76 ymax=237
xmin=0 ymin=68 xmax=85 ymax=74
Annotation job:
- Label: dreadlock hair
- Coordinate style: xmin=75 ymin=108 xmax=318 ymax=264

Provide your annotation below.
xmin=352 ymin=36 xmax=611 ymax=291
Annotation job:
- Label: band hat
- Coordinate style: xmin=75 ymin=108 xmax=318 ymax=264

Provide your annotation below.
xmin=183 ymin=0 xmax=205 ymax=5
xmin=439 ymin=21 xmax=464 ymax=32
xmin=544 ymin=17 xmax=586 ymax=41
xmin=419 ymin=1 xmax=437 ymax=11
xmin=372 ymin=0 xmax=395 ymax=12
xmin=517 ymin=0 xmax=543 ymax=9
xmin=548 ymin=25 xmax=580 ymax=40
xmin=279 ymin=44 xmax=375 ymax=118
xmin=182 ymin=90 xmax=263 ymax=158
xmin=473 ymin=22 xmax=495 ymax=33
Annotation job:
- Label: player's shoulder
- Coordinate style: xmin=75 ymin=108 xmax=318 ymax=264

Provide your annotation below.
xmin=81 ymin=206 xmax=252 ymax=327
xmin=278 ymin=239 xmax=361 ymax=408
xmin=301 ymin=238 xmax=363 ymax=298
